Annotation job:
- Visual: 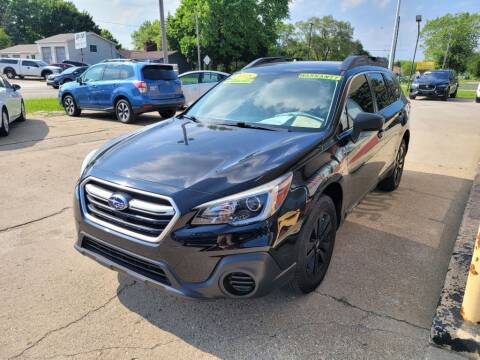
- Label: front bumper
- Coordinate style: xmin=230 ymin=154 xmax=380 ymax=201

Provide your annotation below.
xmin=410 ymin=85 xmax=448 ymax=98
xmin=75 ymin=233 xmax=293 ymax=299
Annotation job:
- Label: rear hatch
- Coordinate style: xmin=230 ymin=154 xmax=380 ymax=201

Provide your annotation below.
xmin=141 ymin=65 xmax=182 ymax=100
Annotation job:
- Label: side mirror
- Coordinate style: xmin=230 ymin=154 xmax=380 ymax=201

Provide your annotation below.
xmin=351 ymin=112 xmax=384 ymax=142
xmin=12 ymin=84 xmax=21 ymax=91
xmin=76 ymin=77 xmax=83 ymax=84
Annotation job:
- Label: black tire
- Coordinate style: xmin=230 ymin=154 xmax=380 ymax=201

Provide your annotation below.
xmin=4 ymin=68 xmax=16 ymax=79
xmin=63 ymin=95 xmax=81 ymax=117
xmin=441 ymin=88 xmax=449 ymax=101
xmin=42 ymin=71 xmax=52 ymax=80
xmin=476 ymin=97 xmax=480 ymax=103
xmin=17 ymin=101 xmax=26 ymax=122
xmin=291 ymin=195 xmax=337 ymax=294
xmin=450 ymin=87 xmax=457 ymax=98
xmin=408 ymin=94 xmax=416 ymax=100
xmin=0 ymin=109 xmax=10 ymax=136
xmin=378 ymin=139 xmax=407 ymax=192
xmin=115 ymin=99 xmax=136 ymax=123
xmin=159 ymin=109 xmax=176 ymax=118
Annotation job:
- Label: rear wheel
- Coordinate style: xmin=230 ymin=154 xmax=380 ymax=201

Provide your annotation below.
xmin=409 ymin=94 xmax=416 ymax=100
xmin=115 ymin=99 xmax=136 ymax=123
xmin=378 ymin=139 xmax=407 ymax=192
xmin=17 ymin=101 xmax=26 ymax=122
xmin=4 ymin=69 xmax=15 ymax=79
xmin=291 ymin=195 xmax=337 ymax=294
xmin=159 ymin=109 xmax=176 ymax=119
xmin=63 ymin=95 xmax=81 ymax=117
xmin=0 ymin=109 xmax=10 ymax=136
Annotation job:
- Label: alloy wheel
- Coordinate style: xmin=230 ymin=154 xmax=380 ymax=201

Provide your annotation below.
xmin=64 ymin=97 xmax=74 ymax=115
xmin=393 ymin=143 xmax=406 ymax=186
xmin=117 ymin=101 xmax=130 ymax=122
xmin=306 ymin=212 xmax=333 ymax=276
xmin=2 ymin=111 xmax=9 ymax=133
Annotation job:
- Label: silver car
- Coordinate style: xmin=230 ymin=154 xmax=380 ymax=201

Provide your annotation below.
xmin=0 ymin=75 xmax=25 ymax=136
xmin=178 ymin=70 xmax=229 ymax=106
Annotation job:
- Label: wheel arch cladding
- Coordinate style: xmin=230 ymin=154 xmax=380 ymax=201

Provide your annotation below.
xmin=322 ymin=182 xmax=343 ymax=227
xmin=114 ymin=95 xmax=129 ymax=108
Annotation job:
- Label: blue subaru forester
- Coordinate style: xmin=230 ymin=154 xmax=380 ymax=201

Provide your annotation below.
xmin=58 ymin=60 xmax=185 ymax=123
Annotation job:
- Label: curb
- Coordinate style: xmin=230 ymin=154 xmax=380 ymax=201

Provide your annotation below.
xmin=431 ymin=162 xmax=480 ymax=358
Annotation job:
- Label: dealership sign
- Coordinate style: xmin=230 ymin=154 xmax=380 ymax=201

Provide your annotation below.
xmin=75 ymin=32 xmax=87 ymax=50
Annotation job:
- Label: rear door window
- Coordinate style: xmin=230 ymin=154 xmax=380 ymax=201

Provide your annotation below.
xmin=201 ymin=72 xmax=222 ymax=83
xmin=102 ymin=65 xmax=119 ymax=81
xmin=142 ymin=65 xmax=177 ymax=81
xmin=368 ymin=72 xmax=392 ymax=110
xmin=180 ymin=73 xmax=200 ymax=85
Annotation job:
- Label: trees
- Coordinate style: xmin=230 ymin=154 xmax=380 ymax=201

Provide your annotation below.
xmin=3 ymin=0 xmax=100 ymax=44
xmin=0 ymin=28 xmax=12 ymax=49
xmin=421 ymin=13 xmax=480 ymax=73
xmin=100 ymin=29 xmax=122 ymax=49
xmin=131 ymin=20 xmax=163 ymax=51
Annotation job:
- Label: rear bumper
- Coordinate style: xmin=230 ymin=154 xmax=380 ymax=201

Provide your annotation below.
xmin=132 ymin=96 xmax=185 ymax=114
xmin=75 ymin=233 xmax=293 ymax=299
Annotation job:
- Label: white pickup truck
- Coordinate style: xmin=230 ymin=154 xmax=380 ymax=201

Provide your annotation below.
xmin=0 ymin=58 xmax=62 ymax=80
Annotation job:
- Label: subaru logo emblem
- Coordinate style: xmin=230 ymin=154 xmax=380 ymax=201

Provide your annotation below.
xmin=108 ymin=193 xmax=129 ymax=211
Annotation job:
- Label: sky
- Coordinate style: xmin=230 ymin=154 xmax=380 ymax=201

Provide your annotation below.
xmin=70 ymin=0 xmax=479 ymax=61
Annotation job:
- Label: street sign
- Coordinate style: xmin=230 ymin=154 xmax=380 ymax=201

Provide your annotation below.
xmin=203 ymin=55 xmax=211 ymax=66
xmin=75 ymin=32 xmax=87 ymax=50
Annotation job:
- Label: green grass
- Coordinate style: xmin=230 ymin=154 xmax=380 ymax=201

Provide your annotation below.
xmin=24 ymin=98 xmax=63 ymax=114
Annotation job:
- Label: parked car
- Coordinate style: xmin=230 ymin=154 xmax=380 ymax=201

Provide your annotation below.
xmin=0 ymin=75 xmax=25 ymax=136
xmin=59 ymin=60 xmax=184 ymax=123
xmin=0 ymin=58 xmax=62 ymax=80
xmin=409 ymin=69 xmax=459 ymax=101
xmin=179 ymin=70 xmax=229 ymax=106
xmin=476 ymin=82 xmax=480 ymax=103
xmin=50 ymin=63 xmax=73 ymax=71
xmin=74 ymin=56 xmax=410 ymax=299
xmin=47 ymin=66 xmax=88 ymax=89
xmin=63 ymin=60 xmax=89 ymax=67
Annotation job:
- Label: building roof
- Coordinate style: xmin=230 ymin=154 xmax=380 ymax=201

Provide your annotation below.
xmin=119 ymin=50 xmax=178 ymax=61
xmin=36 ymin=33 xmax=75 ymax=44
xmin=0 ymin=44 xmax=38 ymax=54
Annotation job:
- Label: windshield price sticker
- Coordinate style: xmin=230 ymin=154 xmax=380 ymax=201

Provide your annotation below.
xmin=299 ymin=73 xmax=342 ymax=81
xmin=225 ymin=73 xmax=257 ymax=84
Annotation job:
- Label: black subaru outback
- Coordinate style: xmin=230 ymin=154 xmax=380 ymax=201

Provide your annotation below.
xmin=74 ymin=56 xmax=410 ymax=299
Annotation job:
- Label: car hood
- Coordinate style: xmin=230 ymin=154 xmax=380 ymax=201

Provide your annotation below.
xmin=89 ymin=118 xmax=325 ymax=197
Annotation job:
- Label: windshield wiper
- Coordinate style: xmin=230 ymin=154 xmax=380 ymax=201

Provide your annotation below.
xmin=219 ymin=121 xmax=287 ymax=132
xmin=178 ymin=114 xmax=201 ymax=123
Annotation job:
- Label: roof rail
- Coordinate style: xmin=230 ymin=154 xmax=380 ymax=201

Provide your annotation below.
xmin=102 ymin=58 xmax=137 ymax=63
xmin=242 ymin=56 xmax=298 ymax=70
xmin=340 ymin=55 xmax=388 ymax=73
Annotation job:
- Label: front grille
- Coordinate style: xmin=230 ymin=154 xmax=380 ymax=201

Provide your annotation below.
xmin=419 ymin=84 xmax=435 ymax=90
xmin=223 ymin=272 xmax=256 ymax=296
xmin=81 ymin=178 xmax=177 ymax=242
xmin=82 ymin=237 xmax=170 ymax=285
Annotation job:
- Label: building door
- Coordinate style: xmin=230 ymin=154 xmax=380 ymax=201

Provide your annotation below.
xmin=41 ymin=47 xmax=52 ymax=63
xmin=55 ymin=47 xmax=66 ymax=63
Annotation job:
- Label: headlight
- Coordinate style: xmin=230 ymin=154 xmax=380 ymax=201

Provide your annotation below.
xmin=192 ymin=172 xmax=293 ymax=226
xmin=80 ymin=149 xmax=98 ymax=176
xmin=411 ymin=83 xmax=418 ymax=89
xmin=437 ymin=83 xmax=448 ymax=88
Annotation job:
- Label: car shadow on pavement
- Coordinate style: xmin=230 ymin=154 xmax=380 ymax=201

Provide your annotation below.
xmin=114 ymin=169 xmax=472 ymax=358
xmin=0 ymin=118 xmax=49 ymax=151
xmin=80 ymin=111 xmax=170 ymax=126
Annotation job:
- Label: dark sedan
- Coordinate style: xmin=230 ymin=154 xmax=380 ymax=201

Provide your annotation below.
xmin=409 ymin=70 xmax=458 ymax=101
xmin=47 ymin=66 xmax=88 ymax=89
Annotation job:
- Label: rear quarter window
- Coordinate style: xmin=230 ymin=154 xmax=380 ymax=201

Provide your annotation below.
xmin=1 ymin=59 xmax=18 ymax=64
xmin=142 ymin=65 xmax=177 ymax=81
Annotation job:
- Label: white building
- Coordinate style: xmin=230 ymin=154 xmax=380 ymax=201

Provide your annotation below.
xmin=0 ymin=44 xmax=39 ymax=59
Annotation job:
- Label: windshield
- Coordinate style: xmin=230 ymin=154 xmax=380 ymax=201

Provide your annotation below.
xmin=422 ymin=71 xmax=449 ymax=80
xmin=37 ymin=61 xmax=49 ymax=67
xmin=186 ymin=71 xmax=341 ymax=130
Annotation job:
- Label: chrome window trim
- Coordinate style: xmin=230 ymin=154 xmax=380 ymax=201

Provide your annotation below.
xmin=79 ymin=176 xmax=180 ymax=243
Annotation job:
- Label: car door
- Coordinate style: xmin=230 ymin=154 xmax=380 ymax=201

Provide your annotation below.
xmin=95 ymin=64 xmax=119 ymax=109
xmin=367 ymin=72 xmax=403 ymax=176
xmin=179 ymin=72 xmax=201 ymax=105
xmin=0 ymin=78 xmax=7 ymax=116
xmin=2 ymin=77 xmax=21 ymax=119
xmin=21 ymin=60 xmax=39 ymax=77
xmin=340 ymin=74 xmax=387 ymax=209
xmin=76 ymin=64 xmax=106 ymax=108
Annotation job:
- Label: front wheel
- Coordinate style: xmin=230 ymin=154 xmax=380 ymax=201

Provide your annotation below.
xmin=378 ymin=139 xmax=407 ymax=192
xmin=17 ymin=101 xmax=26 ymax=122
xmin=4 ymin=69 xmax=15 ymax=79
xmin=441 ymin=88 xmax=449 ymax=101
xmin=450 ymin=87 xmax=457 ymax=98
xmin=0 ymin=109 xmax=10 ymax=136
xmin=63 ymin=95 xmax=81 ymax=117
xmin=42 ymin=71 xmax=51 ymax=80
xmin=159 ymin=109 xmax=176 ymax=118
xmin=409 ymin=94 xmax=416 ymax=100
xmin=291 ymin=195 xmax=337 ymax=294
xmin=115 ymin=99 xmax=136 ymax=123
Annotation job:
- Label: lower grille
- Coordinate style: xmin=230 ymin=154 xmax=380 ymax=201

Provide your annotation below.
xmin=223 ymin=272 xmax=256 ymax=296
xmin=82 ymin=237 xmax=171 ymax=285
xmin=419 ymin=84 xmax=435 ymax=90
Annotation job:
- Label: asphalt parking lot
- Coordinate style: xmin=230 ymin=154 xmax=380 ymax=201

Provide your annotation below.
xmin=8 ymin=78 xmax=58 ymax=99
xmin=1 ymin=99 xmax=480 ymax=359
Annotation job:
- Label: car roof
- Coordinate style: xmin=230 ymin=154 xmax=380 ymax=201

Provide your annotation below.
xmin=179 ymin=70 xmax=230 ymax=77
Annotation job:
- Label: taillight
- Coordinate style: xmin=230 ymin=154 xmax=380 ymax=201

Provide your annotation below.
xmin=133 ymin=80 xmax=147 ymax=94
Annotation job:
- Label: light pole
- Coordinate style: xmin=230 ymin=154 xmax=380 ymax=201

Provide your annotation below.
xmin=388 ymin=0 xmax=402 ymax=69
xmin=408 ymin=15 xmax=422 ymax=92
xmin=158 ymin=0 xmax=169 ymax=64
xmin=307 ymin=22 xmax=313 ymax=59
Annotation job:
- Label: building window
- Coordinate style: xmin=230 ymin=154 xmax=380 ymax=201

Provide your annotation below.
xmin=90 ymin=45 xmax=97 ymax=53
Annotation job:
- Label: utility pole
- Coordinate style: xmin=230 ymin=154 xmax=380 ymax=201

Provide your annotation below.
xmin=408 ymin=15 xmax=422 ymax=93
xmin=388 ymin=0 xmax=402 ymax=69
xmin=442 ymin=33 xmax=452 ymax=69
xmin=195 ymin=13 xmax=201 ymax=71
xmin=158 ymin=0 xmax=169 ymax=64
xmin=307 ymin=22 xmax=314 ymax=60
